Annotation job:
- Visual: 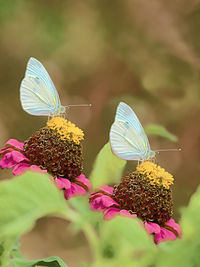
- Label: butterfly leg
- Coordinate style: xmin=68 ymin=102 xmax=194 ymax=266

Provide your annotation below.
xmin=59 ymin=111 xmax=65 ymax=119
xmin=48 ymin=113 xmax=52 ymax=121
xmin=49 ymin=112 xmax=54 ymax=119
xmin=137 ymin=158 xmax=143 ymax=165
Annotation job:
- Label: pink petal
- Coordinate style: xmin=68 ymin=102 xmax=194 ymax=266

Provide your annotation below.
xmin=0 ymin=151 xmax=29 ymax=169
xmin=12 ymin=163 xmax=31 ymax=175
xmin=104 ymin=207 xmax=121 ymax=220
xmin=0 ymin=147 xmax=13 ymax=155
xmin=90 ymin=195 xmax=119 ymax=211
xmin=10 ymin=151 xmax=29 ymax=163
xmin=5 ymin=139 xmax=24 ymax=150
xmin=100 ymin=185 xmax=114 ymax=195
xmin=89 ymin=192 xmax=103 ymax=200
xmin=55 ymin=177 xmax=71 ymax=190
xmin=65 ymin=182 xmax=86 ymax=199
xmin=12 ymin=163 xmax=47 ymax=176
xmin=145 ymin=222 xmax=161 ymax=234
xmin=154 ymin=227 xmax=176 ymax=244
xmin=76 ymin=174 xmax=91 ymax=190
xmin=165 ymin=219 xmax=181 ymax=238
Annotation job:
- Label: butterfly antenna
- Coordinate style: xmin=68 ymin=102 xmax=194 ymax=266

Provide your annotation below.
xmin=154 ymin=148 xmax=181 ymax=154
xmin=65 ymin=104 xmax=92 ymax=108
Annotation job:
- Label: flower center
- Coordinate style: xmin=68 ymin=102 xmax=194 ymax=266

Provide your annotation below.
xmin=23 ymin=126 xmax=83 ymax=180
xmin=113 ymin=163 xmax=174 ymax=225
xmin=46 ymin=117 xmax=84 ymax=145
xmin=136 ymin=161 xmax=174 ymax=189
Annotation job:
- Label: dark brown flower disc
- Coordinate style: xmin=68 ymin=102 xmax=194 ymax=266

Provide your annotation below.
xmin=113 ymin=171 xmax=173 ymax=225
xmin=23 ymin=117 xmax=84 ymax=180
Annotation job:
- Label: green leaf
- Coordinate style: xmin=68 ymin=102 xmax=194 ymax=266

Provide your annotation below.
xmin=156 ymin=186 xmax=200 ymax=267
xmin=145 ymin=124 xmax=178 ymax=142
xmin=0 ymin=172 xmax=73 ymax=266
xmin=180 ymin=186 xmax=200 ymax=236
xmin=90 ymin=142 xmax=126 ymax=188
xmin=0 ymin=172 xmax=69 ymax=239
xmin=98 ymin=216 xmax=156 ymax=267
xmin=12 ymin=254 xmax=68 ymax=267
xmin=100 ymin=216 xmax=154 ymax=250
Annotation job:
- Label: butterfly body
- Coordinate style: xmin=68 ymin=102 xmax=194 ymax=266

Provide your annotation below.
xmin=110 ymin=102 xmax=155 ymax=161
xmin=20 ymin=57 xmax=65 ymax=116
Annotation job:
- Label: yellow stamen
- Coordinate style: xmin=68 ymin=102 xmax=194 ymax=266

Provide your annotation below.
xmin=136 ymin=161 xmax=174 ymax=189
xmin=46 ymin=117 xmax=84 ymax=145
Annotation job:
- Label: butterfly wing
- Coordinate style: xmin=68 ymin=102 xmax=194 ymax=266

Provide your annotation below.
xmin=110 ymin=102 xmax=151 ymax=160
xmin=20 ymin=57 xmax=63 ymax=116
xmin=20 ymin=76 xmax=59 ymax=116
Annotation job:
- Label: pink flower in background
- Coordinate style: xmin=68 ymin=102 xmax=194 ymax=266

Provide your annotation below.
xmin=89 ymin=185 xmax=181 ymax=244
xmin=0 ymin=139 xmax=91 ymax=199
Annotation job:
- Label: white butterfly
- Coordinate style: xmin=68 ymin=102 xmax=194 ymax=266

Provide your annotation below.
xmin=20 ymin=57 xmax=65 ymax=116
xmin=110 ymin=102 xmax=155 ymax=161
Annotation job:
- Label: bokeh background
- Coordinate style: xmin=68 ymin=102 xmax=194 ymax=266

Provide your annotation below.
xmin=0 ymin=0 xmax=200 ymax=266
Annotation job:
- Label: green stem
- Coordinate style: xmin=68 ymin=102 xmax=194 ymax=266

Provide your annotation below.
xmin=62 ymin=206 xmax=100 ymax=261
xmin=61 ymin=206 xmax=80 ymax=222
xmin=83 ymin=224 xmax=100 ymax=262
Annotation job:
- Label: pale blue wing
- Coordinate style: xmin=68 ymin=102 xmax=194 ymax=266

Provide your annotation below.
xmin=115 ymin=102 xmax=151 ymax=151
xmin=115 ymin=102 xmax=146 ymax=134
xmin=25 ymin=57 xmax=61 ymax=111
xmin=110 ymin=102 xmax=151 ymax=160
xmin=20 ymin=76 xmax=59 ymax=116
xmin=110 ymin=120 xmax=148 ymax=160
xmin=20 ymin=57 xmax=64 ymax=116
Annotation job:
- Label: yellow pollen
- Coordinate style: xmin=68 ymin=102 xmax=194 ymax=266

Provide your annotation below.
xmin=136 ymin=161 xmax=174 ymax=189
xmin=46 ymin=117 xmax=84 ymax=145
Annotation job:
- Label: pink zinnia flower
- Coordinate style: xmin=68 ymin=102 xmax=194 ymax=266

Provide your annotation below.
xmin=0 ymin=117 xmax=91 ymax=199
xmin=89 ymin=162 xmax=181 ymax=244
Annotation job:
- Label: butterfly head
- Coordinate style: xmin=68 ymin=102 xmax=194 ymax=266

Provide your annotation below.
xmin=59 ymin=105 xmax=66 ymax=113
xmin=56 ymin=105 xmax=66 ymax=117
xmin=145 ymin=150 xmax=156 ymax=161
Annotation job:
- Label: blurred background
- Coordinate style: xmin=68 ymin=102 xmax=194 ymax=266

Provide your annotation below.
xmin=0 ymin=0 xmax=200 ymax=266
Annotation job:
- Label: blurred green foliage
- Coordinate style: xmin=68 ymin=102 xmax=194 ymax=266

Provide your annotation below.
xmin=12 ymin=253 xmax=68 ymax=267
xmin=0 ymin=169 xmax=199 ymax=267
xmin=90 ymin=142 xmax=126 ymax=188
xmin=0 ymin=172 xmax=70 ymax=266
xmin=145 ymin=124 xmax=178 ymax=142
xmin=0 ymin=172 xmax=68 ymax=239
